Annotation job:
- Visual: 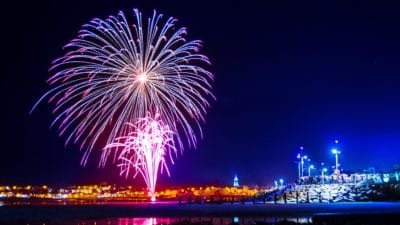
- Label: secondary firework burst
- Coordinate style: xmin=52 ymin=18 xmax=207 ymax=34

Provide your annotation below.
xmin=104 ymin=114 xmax=176 ymax=201
xmin=31 ymin=8 xmax=214 ymax=168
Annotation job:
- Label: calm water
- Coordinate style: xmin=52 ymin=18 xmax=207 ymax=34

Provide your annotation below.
xmin=74 ymin=217 xmax=311 ymax=225
xmin=5 ymin=216 xmax=400 ymax=225
xmin=0 ymin=217 xmax=313 ymax=225
xmin=1 ymin=202 xmax=400 ymax=225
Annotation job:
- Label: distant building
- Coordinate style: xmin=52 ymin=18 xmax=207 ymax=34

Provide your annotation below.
xmin=233 ymin=174 xmax=239 ymax=187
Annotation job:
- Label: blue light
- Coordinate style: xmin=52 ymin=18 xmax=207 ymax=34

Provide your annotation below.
xmin=233 ymin=217 xmax=239 ymax=223
xmin=383 ymin=174 xmax=390 ymax=183
xmin=233 ymin=174 xmax=239 ymax=187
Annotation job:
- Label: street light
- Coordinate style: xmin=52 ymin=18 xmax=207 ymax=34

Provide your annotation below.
xmin=301 ymin=155 xmax=308 ymax=177
xmin=322 ymin=168 xmax=327 ymax=176
xmin=331 ymin=148 xmax=341 ymax=173
xmin=297 ymin=146 xmax=307 ymax=180
xmin=297 ymin=153 xmax=301 ymax=181
xmin=308 ymin=165 xmax=314 ymax=177
xmin=279 ymin=179 xmax=284 ymax=187
xmin=320 ymin=162 xmax=326 ymax=176
xmin=321 ymin=168 xmax=328 ymax=184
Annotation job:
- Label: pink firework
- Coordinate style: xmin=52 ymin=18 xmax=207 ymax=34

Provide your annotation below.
xmin=104 ymin=114 xmax=176 ymax=201
xmin=31 ymin=9 xmax=214 ymax=166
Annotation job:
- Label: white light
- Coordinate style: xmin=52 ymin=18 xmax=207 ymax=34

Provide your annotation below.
xmin=323 ymin=168 xmax=328 ymax=172
xmin=310 ymin=165 xmax=314 ymax=169
xmin=383 ymin=174 xmax=390 ymax=183
xmin=332 ymin=149 xmax=338 ymax=154
xmin=137 ymin=72 xmax=148 ymax=83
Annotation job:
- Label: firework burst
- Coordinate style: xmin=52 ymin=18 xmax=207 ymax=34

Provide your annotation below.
xmin=104 ymin=114 xmax=176 ymax=200
xmin=31 ymin=9 xmax=214 ymax=166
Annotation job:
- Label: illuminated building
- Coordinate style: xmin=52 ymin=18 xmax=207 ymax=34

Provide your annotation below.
xmin=233 ymin=174 xmax=239 ymax=187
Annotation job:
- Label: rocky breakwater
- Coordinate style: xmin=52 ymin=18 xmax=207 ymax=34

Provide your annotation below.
xmin=280 ymin=182 xmax=400 ymax=203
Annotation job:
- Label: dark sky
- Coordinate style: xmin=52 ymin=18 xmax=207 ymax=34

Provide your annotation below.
xmin=2 ymin=1 xmax=400 ymax=187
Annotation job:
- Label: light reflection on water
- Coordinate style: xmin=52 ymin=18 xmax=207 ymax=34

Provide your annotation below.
xmin=74 ymin=217 xmax=312 ymax=225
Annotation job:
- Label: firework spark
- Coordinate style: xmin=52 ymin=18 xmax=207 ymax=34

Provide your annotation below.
xmin=105 ymin=114 xmax=176 ymax=201
xmin=31 ymin=9 xmax=214 ymax=166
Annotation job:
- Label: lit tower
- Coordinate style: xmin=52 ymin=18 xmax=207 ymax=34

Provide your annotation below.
xmin=233 ymin=174 xmax=239 ymax=187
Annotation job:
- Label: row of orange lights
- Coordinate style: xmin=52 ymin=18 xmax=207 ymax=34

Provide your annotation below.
xmin=0 ymin=185 xmax=260 ymax=200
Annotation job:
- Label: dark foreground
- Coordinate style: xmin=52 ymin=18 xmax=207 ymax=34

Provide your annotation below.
xmin=0 ymin=202 xmax=399 ymax=224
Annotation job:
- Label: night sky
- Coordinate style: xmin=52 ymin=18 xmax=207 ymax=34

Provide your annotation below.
xmin=2 ymin=1 xmax=400 ymax=187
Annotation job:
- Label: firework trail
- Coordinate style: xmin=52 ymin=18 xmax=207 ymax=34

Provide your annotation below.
xmin=31 ymin=9 xmax=214 ymax=166
xmin=105 ymin=114 xmax=176 ymax=200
